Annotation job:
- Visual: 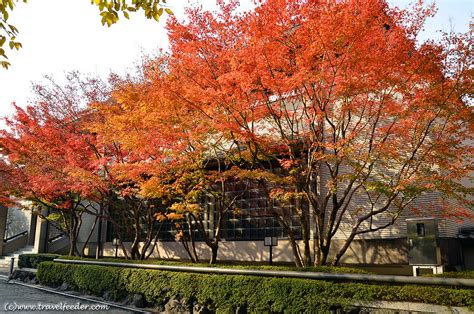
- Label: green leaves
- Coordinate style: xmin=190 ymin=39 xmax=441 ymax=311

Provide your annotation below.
xmin=92 ymin=0 xmax=173 ymax=27
xmin=100 ymin=10 xmax=119 ymax=27
xmin=154 ymin=7 xmax=163 ymax=21
xmin=0 ymin=0 xmax=27 ymax=69
xmin=0 ymin=0 xmax=173 ymax=69
xmin=8 ymin=38 xmax=21 ymax=50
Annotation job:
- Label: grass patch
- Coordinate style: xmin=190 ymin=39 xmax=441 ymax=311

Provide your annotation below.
xmin=57 ymin=255 xmax=369 ymax=274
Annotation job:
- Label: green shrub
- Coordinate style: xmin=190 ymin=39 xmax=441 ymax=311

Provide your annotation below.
xmin=424 ymin=270 xmax=474 ymax=279
xmin=37 ymin=262 xmax=474 ymax=312
xmin=18 ymin=253 xmax=60 ymax=269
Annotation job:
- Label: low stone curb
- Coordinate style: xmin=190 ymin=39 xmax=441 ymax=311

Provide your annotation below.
xmin=354 ymin=300 xmax=473 ymax=314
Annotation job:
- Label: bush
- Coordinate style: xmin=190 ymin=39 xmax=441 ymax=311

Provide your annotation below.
xmin=37 ymin=262 xmax=474 ymax=312
xmin=425 ymin=270 xmax=474 ymax=279
xmin=18 ymin=254 xmax=60 ymax=269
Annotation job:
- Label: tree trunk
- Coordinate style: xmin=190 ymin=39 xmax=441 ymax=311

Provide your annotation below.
xmin=116 ymin=231 xmax=130 ymax=259
xmin=68 ymin=230 xmax=81 ymax=256
xmin=188 ymin=215 xmax=200 ymax=262
xmin=180 ymin=235 xmax=197 ymax=263
xmin=140 ymin=222 xmax=154 ymax=260
xmin=319 ymin=242 xmax=330 ymax=265
xmin=209 ymin=243 xmax=218 ymax=265
xmin=331 ymin=233 xmax=356 ymax=266
xmin=299 ymin=207 xmax=312 ymax=266
xmin=68 ymin=235 xmax=77 ymax=256
xmin=313 ymin=207 xmax=328 ymax=266
xmin=130 ymin=210 xmax=141 ymax=259
xmin=302 ymin=232 xmax=311 ymax=266
xmin=287 ymin=230 xmax=303 ymax=267
xmin=145 ymin=223 xmax=164 ymax=260
xmin=68 ymin=213 xmax=80 ymax=256
xmin=295 ymin=180 xmax=312 ymax=266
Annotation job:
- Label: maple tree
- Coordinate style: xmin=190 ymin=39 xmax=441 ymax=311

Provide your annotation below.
xmin=0 ymin=157 xmax=15 ymax=206
xmin=93 ymin=66 xmax=247 ymax=263
xmin=87 ymin=72 xmax=179 ymax=260
xmin=23 ymin=72 xmax=167 ymax=260
xmin=0 ymin=72 xmax=111 ymax=256
xmin=162 ymin=0 xmax=474 ymax=266
xmin=163 ymin=164 xmax=251 ymax=264
xmin=0 ymin=106 xmax=101 ymax=256
xmin=1 ymin=0 xmax=472 ymax=267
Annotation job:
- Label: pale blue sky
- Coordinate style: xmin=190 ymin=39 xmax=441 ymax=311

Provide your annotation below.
xmin=0 ymin=0 xmax=472 ymax=127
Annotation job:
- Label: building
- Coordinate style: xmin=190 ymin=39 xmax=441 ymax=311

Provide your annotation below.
xmin=1 ymin=175 xmax=473 ymax=275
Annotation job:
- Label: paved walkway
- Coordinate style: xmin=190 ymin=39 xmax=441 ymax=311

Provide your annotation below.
xmin=0 ymin=279 xmax=134 ymax=313
xmin=0 ymin=265 xmax=9 ymax=276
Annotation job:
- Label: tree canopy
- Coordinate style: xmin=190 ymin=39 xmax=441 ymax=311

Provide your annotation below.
xmin=0 ymin=0 xmax=472 ymax=265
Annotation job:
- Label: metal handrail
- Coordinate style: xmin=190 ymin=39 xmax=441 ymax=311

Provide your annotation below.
xmin=48 ymin=233 xmax=66 ymax=243
xmin=53 ymin=258 xmax=474 ymax=288
xmin=3 ymin=231 xmax=28 ymax=243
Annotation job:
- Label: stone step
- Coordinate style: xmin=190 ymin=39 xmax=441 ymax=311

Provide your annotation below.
xmin=0 ymin=246 xmax=36 ymax=267
xmin=0 ymin=254 xmax=34 ymax=260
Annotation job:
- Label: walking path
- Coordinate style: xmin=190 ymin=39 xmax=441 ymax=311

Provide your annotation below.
xmin=0 ymin=265 xmax=9 ymax=276
xmin=0 ymin=279 xmax=135 ymax=313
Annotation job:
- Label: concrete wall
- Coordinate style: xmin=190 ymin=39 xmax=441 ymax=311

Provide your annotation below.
xmin=77 ymin=202 xmax=101 ymax=244
xmin=101 ymin=238 xmax=410 ymax=265
xmin=103 ymin=240 xmax=296 ymax=262
xmin=33 ymin=210 xmax=49 ymax=254
xmin=5 ymin=206 xmax=31 ymax=238
xmin=3 ymin=233 xmax=28 ymax=255
xmin=329 ymin=238 xmax=408 ymax=265
xmin=61 ymin=214 xmax=470 ymax=268
xmin=0 ymin=205 xmax=7 ymax=256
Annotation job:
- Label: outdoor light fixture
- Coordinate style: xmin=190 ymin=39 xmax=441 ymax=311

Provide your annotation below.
xmin=264 ymin=236 xmax=278 ymax=265
xmin=112 ymin=237 xmax=121 ymax=258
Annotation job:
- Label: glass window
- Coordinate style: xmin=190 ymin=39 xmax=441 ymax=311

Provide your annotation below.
xmin=416 ymin=223 xmax=425 ymax=237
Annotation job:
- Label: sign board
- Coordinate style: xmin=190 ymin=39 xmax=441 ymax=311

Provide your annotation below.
xmin=407 ymin=218 xmax=441 ymax=266
xmin=112 ymin=238 xmax=121 ymax=246
xmin=264 ymin=236 xmax=278 ymax=247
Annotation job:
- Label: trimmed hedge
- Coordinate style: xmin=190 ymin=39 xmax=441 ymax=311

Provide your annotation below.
xmin=58 ymin=255 xmax=369 ymax=274
xmin=426 ymin=270 xmax=474 ymax=280
xmin=37 ymin=262 xmax=474 ymax=312
xmin=18 ymin=254 xmax=60 ymax=269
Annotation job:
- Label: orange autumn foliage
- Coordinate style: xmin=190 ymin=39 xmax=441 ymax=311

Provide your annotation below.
xmin=1 ymin=1 xmax=471 ymax=266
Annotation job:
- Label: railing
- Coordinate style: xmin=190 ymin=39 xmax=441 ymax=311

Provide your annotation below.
xmin=47 ymin=233 xmax=69 ymax=254
xmin=3 ymin=231 xmax=28 ymax=243
xmin=3 ymin=231 xmax=29 ymax=255
xmin=48 ymin=233 xmax=65 ymax=243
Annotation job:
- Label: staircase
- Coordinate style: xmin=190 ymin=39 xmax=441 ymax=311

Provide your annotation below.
xmin=0 ymin=245 xmax=35 ymax=274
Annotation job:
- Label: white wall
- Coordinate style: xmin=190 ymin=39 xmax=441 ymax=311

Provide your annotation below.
xmin=5 ymin=206 xmax=31 ymax=238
